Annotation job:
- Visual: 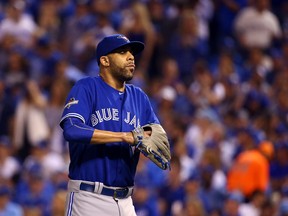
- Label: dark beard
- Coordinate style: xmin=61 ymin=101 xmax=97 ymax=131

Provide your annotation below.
xmin=110 ymin=63 xmax=134 ymax=82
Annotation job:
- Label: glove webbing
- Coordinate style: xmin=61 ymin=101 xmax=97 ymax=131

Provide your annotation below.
xmin=151 ymin=149 xmax=171 ymax=170
xmin=136 ymin=140 xmax=171 ymax=170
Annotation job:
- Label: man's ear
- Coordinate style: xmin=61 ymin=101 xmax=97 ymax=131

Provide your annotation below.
xmin=100 ymin=56 xmax=109 ymax=66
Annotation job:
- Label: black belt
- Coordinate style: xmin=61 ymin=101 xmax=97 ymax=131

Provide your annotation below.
xmin=79 ymin=182 xmax=133 ymax=199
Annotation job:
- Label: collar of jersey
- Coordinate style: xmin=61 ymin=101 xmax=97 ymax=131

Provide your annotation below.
xmin=97 ymin=75 xmax=126 ymax=96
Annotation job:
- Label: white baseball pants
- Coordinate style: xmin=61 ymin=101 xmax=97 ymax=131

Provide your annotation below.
xmin=65 ymin=180 xmax=137 ymax=216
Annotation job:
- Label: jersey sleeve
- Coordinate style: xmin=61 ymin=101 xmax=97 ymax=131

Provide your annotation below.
xmin=60 ymin=79 xmax=93 ymax=126
xmin=143 ymin=92 xmax=160 ymax=125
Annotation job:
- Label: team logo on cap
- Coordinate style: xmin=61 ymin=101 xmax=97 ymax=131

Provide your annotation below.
xmin=117 ymin=35 xmax=129 ymax=42
xmin=64 ymin=97 xmax=79 ymax=109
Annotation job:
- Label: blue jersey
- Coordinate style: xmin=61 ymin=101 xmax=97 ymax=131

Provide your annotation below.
xmin=60 ymin=76 xmax=159 ymax=187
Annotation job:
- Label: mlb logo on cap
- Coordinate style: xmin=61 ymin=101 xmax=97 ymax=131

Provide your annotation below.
xmin=117 ymin=35 xmax=130 ymax=42
xmin=96 ymin=34 xmax=145 ymax=65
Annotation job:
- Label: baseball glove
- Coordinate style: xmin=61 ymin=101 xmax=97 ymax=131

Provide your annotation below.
xmin=131 ymin=124 xmax=171 ymax=170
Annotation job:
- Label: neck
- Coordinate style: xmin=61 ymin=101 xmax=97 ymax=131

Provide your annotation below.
xmin=99 ymin=72 xmax=125 ymax=92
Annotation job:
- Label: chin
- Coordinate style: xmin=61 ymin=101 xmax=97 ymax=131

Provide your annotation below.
xmin=125 ymin=75 xmax=133 ymax=82
xmin=125 ymin=71 xmax=134 ymax=81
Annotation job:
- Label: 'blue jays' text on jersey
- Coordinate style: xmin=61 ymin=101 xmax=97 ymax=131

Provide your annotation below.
xmin=60 ymin=76 xmax=159 ymax=187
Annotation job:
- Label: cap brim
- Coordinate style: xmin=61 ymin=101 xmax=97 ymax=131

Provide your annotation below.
xmin=111 ymin=41 xmax=145 ymax=56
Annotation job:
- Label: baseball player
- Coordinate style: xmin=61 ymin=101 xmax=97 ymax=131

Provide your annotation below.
xmin=60 ymin=34 xmax=171 ymax=216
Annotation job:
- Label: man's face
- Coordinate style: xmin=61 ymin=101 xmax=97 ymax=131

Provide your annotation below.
xmin=107 ymin=47 xmax=136 ymax=82
xmin=255 ymin=0 xmax=269 ymax=11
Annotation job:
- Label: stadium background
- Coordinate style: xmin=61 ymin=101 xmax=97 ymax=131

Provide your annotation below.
xmin=0 ymin=0 xmax=288 ymax=215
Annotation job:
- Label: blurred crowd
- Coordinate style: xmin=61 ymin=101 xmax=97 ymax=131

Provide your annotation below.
xmin=0 ymin=0 xmax=288 ymax=215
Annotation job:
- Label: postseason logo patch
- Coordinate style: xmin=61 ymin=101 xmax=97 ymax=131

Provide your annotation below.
xmin=64 ymin=97 xmax=79 ymax=109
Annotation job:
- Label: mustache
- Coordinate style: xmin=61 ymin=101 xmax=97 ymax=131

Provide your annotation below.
xmin=126 ymin=62 xmax=135 ymax=67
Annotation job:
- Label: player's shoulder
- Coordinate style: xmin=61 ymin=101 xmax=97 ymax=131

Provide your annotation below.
xmin=73 ymin=76 xmax=99 ymax=88
xmin=125 ymin=83 xmax=147 ymax=95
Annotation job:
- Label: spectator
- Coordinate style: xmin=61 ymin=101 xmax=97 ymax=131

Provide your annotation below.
xmin=220 ymin=111 xmax=248 ymax=169
xmin=242 ymin=89 xmax=271 ymax=119
xmin=0 ymin=136 xmax=20 ymax=181
xmin=222 ymin=190 xmax=244 ymax=216
xmin=133 ymin=179 xmax=159 ymax=216
xmin=271 ymin=0 xmax=288 ymax=41
xmin=134 ymin=154 xmax=166 ymax=191
xmin=227 ymin=140 xmax=274 ymax=199
xmin=63 ymin=0 xmax=92 ymax=37
xmin=234 ymin=0 xmax=282 ymax=51
xmin=188 ymin=0 xmax=214 ymax=42
xmin=199 ymin=165 xmax=225 ymax=214
xmin=63 ymin=0 xmax=96 ymax=69
xmin=260 ymin=199 xmax=276 ymax=216
xmin=0 ymin=184 xmax=23 ymax=216
xmin=157 ymin=85 xmax=177 ymax=119
xmin=201 ymin=145 xmax=227 ymax=192
xmin=212 ymin=50 xmax=241 ymax=84
xmin=146 ymin=0 xmax=170 ymax=78
xmin=158 ymin=57 xmax=192 ymax=125
xmin=280 ymin=199 xmax=288 ymax=216
xmin=241 ymin=47 xmax=273 ymax=83
xmin=183 ymin=171 xmax=208 ymax=216
xmin=211 ymin=0 xmax=249 ymax=53
xmin=0 ymin=80 xmax=16 ymax=137
xmin=239 ymin=190 xmax=266 ymax=216
xmin=13 ymin=80 xmax=50 ymax=162
xmin=15 ymin=163 xmax=55 ymax=216
xmin=90 ymin=0 xmax=121 ymax=29
xmin=27 ymin=35 xmax=64 ymax=85
xmin=44 ymin=78 xmax=70 ymax=154
xmin=272 ymin=67 xmax=288 ymax=123
xmin=166 ymin=9 xmax=209 ymax=83
xmin=51 ymin=189 xmax=67 ymax=216
xmin=23 ymin=140 xmax=67 ymax=180
xmin=232 ymin=126 xmax=261 ymax=157
xmin=53 ymin=56 xmax=86 ymax=83
xmin=182 ymin=198 xmax=206 ymax=216
xmin=188 ymin=60 xmax=226 ymax=108
xmin=2 ymin=50 xmax=30 ymax=89
xmin=159 ymin=156 xmax=185 ymax=216
xmin=173 ymin=137 xmax=196 ymax=183
xmin=270 ymin=142 xmax=288 ymax=192
xmin=68 ymin=12 xmax=116 ymax=74
xmin=35 ymin=0 xmax=62 ymax=45
xmin=0 ymin=0 xmax=38 ymax=48
xmin=119 ymin=2 xmax=157 ymax=79
xmin=160 ymin=57 xmax=182 ymax=87
xmin=184 ymin=108 xmax=220 ymax=164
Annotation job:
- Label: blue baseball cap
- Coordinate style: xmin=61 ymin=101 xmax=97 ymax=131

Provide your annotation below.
xmin=96 ymin=34 xmax=145 ymax=65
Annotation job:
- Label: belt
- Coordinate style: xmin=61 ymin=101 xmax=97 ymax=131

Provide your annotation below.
xmin=79 ymin=182 xmax=133 ymax=199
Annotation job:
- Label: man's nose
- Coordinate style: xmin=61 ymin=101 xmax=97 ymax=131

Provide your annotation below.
xmin=127 ymin=51 xmax=134 ymax=61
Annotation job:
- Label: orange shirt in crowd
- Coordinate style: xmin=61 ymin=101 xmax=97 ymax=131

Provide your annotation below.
xmin=227 ymin=149 xmax=269 ymax=198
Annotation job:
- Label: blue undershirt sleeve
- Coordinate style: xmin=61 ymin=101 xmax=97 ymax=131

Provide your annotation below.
xmin=61 ymin=117 xmax=95 ymax=144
